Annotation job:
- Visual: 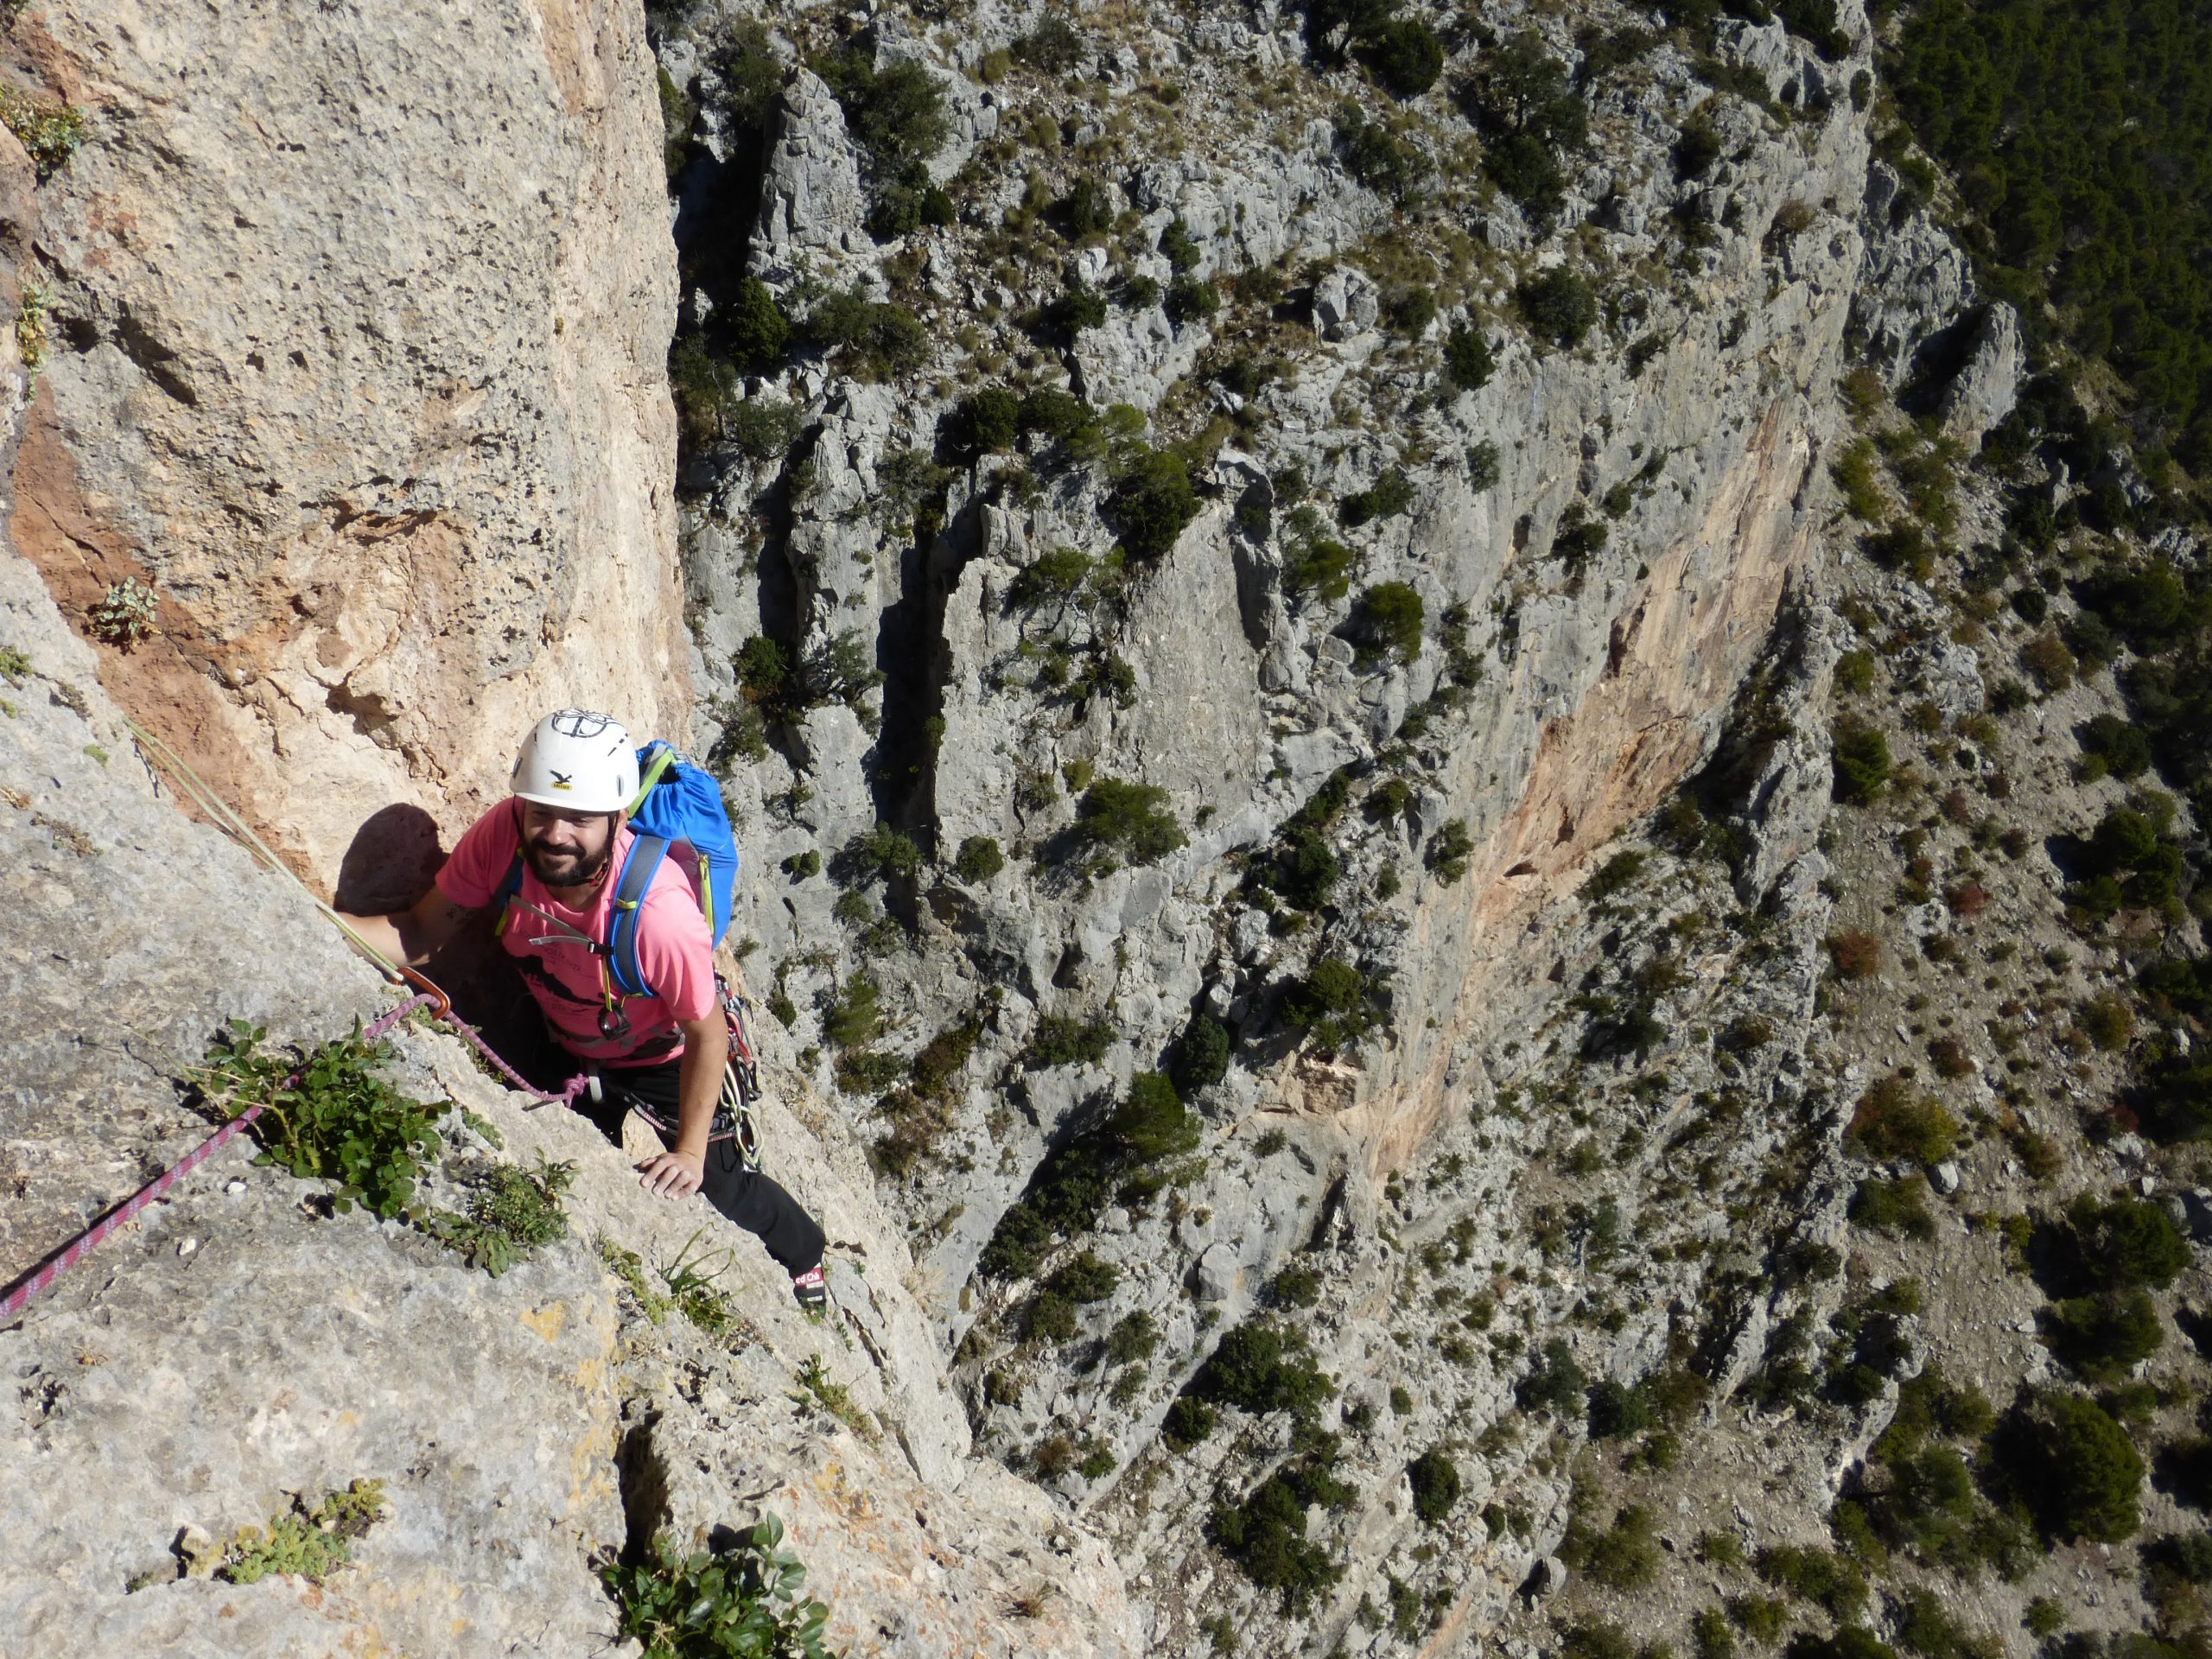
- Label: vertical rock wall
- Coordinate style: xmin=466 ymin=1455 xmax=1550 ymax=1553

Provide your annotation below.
xmin=6 ymin=0 xmax=686 ymax=895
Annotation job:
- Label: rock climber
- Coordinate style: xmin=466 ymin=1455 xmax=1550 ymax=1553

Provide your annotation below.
xmin=338 ymin=709 xmax=829 ymax=1311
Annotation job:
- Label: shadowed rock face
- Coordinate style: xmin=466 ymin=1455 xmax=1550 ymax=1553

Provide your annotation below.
xmin=10 ymin=0 xmax=689 ymax=889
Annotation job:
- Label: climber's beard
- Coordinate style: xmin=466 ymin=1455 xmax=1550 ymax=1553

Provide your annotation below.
xmin=522 ymin=820 xmax=617 ymax=891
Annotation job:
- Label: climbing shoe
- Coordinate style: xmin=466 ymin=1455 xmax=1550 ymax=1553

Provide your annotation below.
xmin=791 ymin=1264 xmax=829 ymax=1314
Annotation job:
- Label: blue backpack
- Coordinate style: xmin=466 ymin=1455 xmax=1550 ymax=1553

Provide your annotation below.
xmin=497 ymin=741 xmax=739 ymax=1003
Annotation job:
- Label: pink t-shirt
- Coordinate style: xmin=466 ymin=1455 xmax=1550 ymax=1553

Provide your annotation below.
xmin=436 ymin=800 xmax=715 ymax=1067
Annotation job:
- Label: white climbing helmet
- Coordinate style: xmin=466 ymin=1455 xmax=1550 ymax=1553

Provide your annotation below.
xmin=511 ymin=708 xmax=639 ymax=814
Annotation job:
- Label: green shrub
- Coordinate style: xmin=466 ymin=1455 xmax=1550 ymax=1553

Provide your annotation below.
xmin=1383 ymin=284 xmax=1436 ymax=338
xmin=1516 ymin=266 xmax=1599 ymax=348
xmin=1208 ymin=1467 xmax=1344 ymax=1613
xmin=1363 ymin=16 xmax=1446 ymax=95
xmin=1174 ymin=1014 xmax=1232 ymax=1090
xmin=1785 ymin=1631 xmax=1897 ymax=1659
xmin=1554 ymin=505 xmax=1608 ymax=570
xmin=425 ymin=1155 xmax=575 ymax=1276
xmin=846 ymin=822 xmax=923 ymax=883
xmin=603 ymin=1515 xmax=835 ymax=1659
xmin=1695 ymin=1608 xmax=1737 ymax=1659
xmin=1562 ymin=1621 xmax=1638 ymax=1659
xmin=1047 ymin=1249 xmax=1120 ymax=1302
xmin=1580 ymin=1503 xmax=1662 ymax=1588
xmin=1352 ymin=582 xmax=1425 ymax=664
xmin=725 ymin=397 xmax=801 ymax=463
xmin=823 ymin=976 xmax=882 ymax=1047
xmin=1013 ymin=14 xmax=1085 ymax=71
xmin=1587 ymin=1378 xmax=1656 ymax=1439
xmin=1159 ymin=217 xmax=1202 ymax=272
xmin=813 ymin=46 xmax=950 ymax=238
xmin=1755 ymin=1544 xmax=1866 ymax=1619
xmin=1193 ymin=1318 xmax=1336 ymax=1423
xmin=1109 ymin=449 xmax=1198 ymax=560
xmin=1274 ymin=535 xmax=1353 ymax=601
xmin=1284 ymin=957 xmax=1385 ymax=1051
xmin=1167 ymin=275 xmax=1222 ymax=323
xmin=1850 ymin=1175 xmax=1936 ymax=1239
xmin=1009 ymin=544 xmax=1094 ymax=608
xmin=1675 ymin=117 xmax=1723 ymax=180
xmin=1425 ymin=819 xmax=1474 ymax=883
xmin=2044 ymin=1290 xmax=2164 ymax=1380
xmin=1023 ymin=1014 xmax=1115 ymax=1070
xmin=1027 ymin=1288 xmax=1077 ymax=1342
xmin=1018 ymin=387 xmax=1103 ymax=456
xmin=1518 ymin=1338 xmax=1588 ymax=1413
xmin=1729 ymin=1596 xmax=1790 ymax=1643
xmin=2079 ymin=713 xmax=2153 ymax=780
xmin=1469 ymin=34 xmax=1588 ymax=219
xmin=1163 ymin=1395 xmax=1217 ymax=1448
xmin=1339 ymin=466 xmax=1417 ymax=527
xmin=1064 ymin=175 xmax=1114 ymax=238
xmin=1994 ymin=1389 xmax=2145 ymax=1541
xmin=2053 ymin=1195 xmax=2191 ymax=1293
xmin=1444 ymin=324 xmax=1496 ymax=391
xmin=1335 ymin=103 xmax=1433 ymax=204
xmin=1074 ymin=778 xmax=1186 ymax=861
xmin=806 ymin=287 xmax=930 ymax=379
xmin=1466 ymin=440 xmax=1502 ymax=492
xmin=980 ymin=1073 xmax=1198 ymax=1278
xmin=953 ymin=836 xmax=1004 ymax=882
xmin=1831 ymin=718 xmax=1891 ymax=803
xmin=199 ymin=1021 xmax=441 ymax=1222
xmin=956 ymin=387 xmax=1021 ymax=454
xmin=1108 ymin=1071 xmax=1202 ymax=1160
xmin=1586 ymin=850 xmax=1646 ymax=900
xmin=1107 ymin=1309 xmax=1160 ymax=1364
xmin=669 ymin=334 xmax=741 ymax=448
xmin=1408 ymin=1448 xmax=1461 ymax=1524
xmin=1846 ymin=1076 xmax=1959 ymax=1165
xmin=725 ymin=274 xmax=791 ymax=370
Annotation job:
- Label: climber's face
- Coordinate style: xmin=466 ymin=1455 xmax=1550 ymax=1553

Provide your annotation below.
xmin=518 ymin=801 xmax=618 ymax=891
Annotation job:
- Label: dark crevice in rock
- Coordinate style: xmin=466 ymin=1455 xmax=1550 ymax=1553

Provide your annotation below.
xmin=613 ymin=1412 xmax=671 ymax=1566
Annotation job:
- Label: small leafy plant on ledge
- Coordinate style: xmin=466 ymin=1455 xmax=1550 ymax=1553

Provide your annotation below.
xmin=425 ymin=1154 xmax=575 ymax=1277
xmin=198 ymin=1020 xmax=443 ymax=1222
xmin=602 ymin=1514 xmax=838 ymax=1659
xmin=200 ymin=1020 xmax=575 ymax=1277
xmin=219 ymin=1479 xmax=388 ymax=1585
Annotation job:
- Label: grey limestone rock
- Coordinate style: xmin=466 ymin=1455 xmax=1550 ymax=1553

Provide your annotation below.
xmin=1853 ymin=161 xmax=1974 ymax=385
xmin=751 ymin=68 xmax=874 ymax=292
xmin=1936 ymin=302 xmax=2025 ymax=448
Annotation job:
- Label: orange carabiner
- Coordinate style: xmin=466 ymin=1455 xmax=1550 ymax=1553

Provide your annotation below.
xmin=397 ymin=964 xmax=453 ymax=1020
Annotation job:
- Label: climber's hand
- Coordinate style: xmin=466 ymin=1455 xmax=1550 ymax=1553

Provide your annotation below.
xmin=638 ymin=1149 xmax=703 ymax=1200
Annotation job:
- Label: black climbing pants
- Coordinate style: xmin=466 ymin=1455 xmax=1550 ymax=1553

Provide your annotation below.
xmin=577 ymin=1060 xmax=826 ymax=1279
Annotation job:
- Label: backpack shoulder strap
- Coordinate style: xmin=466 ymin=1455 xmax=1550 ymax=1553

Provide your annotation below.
xmin=604 ymin=833 xmax=671 ymax=1000
xmin=490 ymin=807 xmax=528 ymax=937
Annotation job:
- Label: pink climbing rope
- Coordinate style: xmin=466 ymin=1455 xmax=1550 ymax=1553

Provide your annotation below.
xmin=0 ymin=992 xmax=435 ymax=1323
xmin=0 ymin=966 xmax=602 ymax=1324
xmin=391 ymin=967 xmax=591 ymax=1110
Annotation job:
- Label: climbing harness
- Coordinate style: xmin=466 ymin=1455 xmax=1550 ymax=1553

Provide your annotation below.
xmin=601 ymin=980 xmax=763 ymax=1164
xmin=0 ymin=720 xmax=760 ymax=1322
